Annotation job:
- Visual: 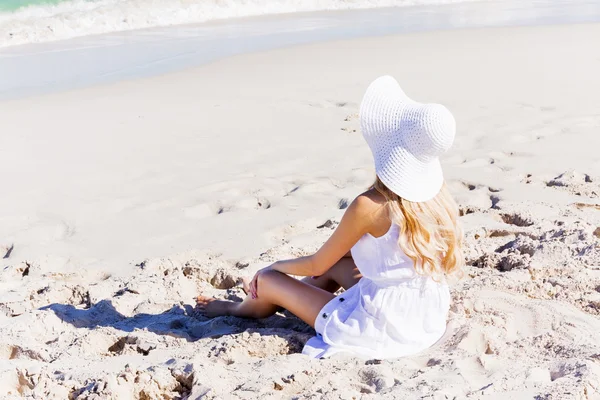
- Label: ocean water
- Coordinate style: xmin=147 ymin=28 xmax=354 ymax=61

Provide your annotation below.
xmin=0 ymin=0 xmax=492 ymax=47
xmin=0 ymin=0 xmax=65 ymax=12
xmin=2 ymin=0 xmax=599 ymax=101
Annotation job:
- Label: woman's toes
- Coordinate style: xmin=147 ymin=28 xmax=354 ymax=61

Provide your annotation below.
xmin=194 ymin=296 xmax=232 ymax=317
xmin=196 ymin=295 xmax=214 ymax=309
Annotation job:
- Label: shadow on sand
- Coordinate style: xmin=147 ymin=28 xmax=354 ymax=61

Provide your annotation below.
xmin=41 ymin=299 xmax=313 ymax=345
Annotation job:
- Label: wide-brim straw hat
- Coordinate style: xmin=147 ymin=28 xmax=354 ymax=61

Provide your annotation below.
xmin=359 ymin=76 xmax=456 ymax=202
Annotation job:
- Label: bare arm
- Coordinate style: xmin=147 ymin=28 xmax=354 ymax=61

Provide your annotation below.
xmin=270 ymin=195 xmax=373 ymax=277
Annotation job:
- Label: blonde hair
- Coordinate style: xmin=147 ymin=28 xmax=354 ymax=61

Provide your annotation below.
xmin=373 ymin=177 xmax=464 ymax=280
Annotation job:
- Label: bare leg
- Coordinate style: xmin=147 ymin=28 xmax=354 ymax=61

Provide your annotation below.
xmin=301 ymin=257 xmax=362 ymax=293
xmin=238 ymin=258 xmax=360 ymax=295
xmin=197 ymin=270 xmax=335 ymax=328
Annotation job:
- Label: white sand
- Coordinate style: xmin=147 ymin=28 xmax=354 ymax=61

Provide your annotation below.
xmin=1 ymin=22 xmax=600 ymax=399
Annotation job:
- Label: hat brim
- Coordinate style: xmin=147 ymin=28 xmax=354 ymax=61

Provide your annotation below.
xmin=376 ymin=146 xmax=444 ymax=202
xmin=360 ymin=76 xmax=444 ymax=202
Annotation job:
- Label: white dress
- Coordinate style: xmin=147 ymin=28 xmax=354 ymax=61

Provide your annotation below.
xmin=302 ymin=223 xmax=451 ymax=359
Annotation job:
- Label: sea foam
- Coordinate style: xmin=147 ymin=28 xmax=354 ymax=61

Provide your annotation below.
xmin=0 ymin=0 xmax=487 ymax=48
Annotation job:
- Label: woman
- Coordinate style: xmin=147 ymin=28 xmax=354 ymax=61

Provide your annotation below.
xmin=196 ymin=75 xmax=464 ymax=359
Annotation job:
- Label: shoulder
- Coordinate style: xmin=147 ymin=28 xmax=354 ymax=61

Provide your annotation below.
xmin=348 ymin=188 xmax=387 ymax=217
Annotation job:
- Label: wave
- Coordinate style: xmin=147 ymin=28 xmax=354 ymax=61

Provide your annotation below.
xmin=0 ymin=0 xmax=486 ymax=48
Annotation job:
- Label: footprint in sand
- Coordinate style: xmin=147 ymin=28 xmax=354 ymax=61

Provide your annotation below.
xmin=455 ymin=182 xmax=504 ymax=215
xmin=233 ymin=197 xmax=271 ymax=210
xmin=546 ymin=170 xmax=598 ymax=198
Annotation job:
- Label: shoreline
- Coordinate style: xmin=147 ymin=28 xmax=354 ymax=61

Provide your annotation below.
xmin=0 ymin=0 xmax=495 ymax=48
xmin=2 ymin=0 xmax=600 ymax=101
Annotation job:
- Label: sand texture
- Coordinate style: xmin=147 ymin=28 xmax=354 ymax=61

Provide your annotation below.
xmin=1 ymin=23 xmax=600 ymax=399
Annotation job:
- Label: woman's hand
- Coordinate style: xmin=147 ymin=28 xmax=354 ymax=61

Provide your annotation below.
xmin=249 ymin=265 xmax=273 ymax=299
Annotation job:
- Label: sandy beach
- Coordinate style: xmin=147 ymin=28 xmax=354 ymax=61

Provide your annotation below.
xmin=1 ymin=19 xmax=600 ymax=399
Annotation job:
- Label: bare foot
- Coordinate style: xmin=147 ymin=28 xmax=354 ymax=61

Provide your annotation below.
xmin=196 ymin=296 xmax=235 ymax=318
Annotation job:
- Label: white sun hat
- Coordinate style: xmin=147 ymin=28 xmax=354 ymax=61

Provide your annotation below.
xmin=359 ymin=75 xmax=456 ymax=202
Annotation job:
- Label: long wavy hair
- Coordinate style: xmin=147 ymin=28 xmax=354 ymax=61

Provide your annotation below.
xmin=373 ymin=177 xmax=464 ymax=280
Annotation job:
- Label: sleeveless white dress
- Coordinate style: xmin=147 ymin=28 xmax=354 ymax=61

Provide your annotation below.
xmin=302 ymin=223 xmax=451 ymax=359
